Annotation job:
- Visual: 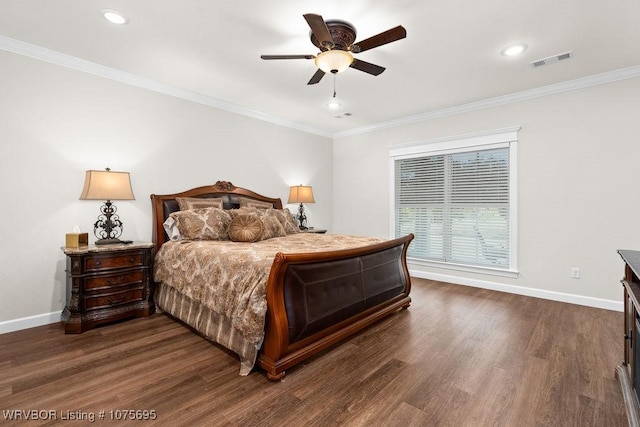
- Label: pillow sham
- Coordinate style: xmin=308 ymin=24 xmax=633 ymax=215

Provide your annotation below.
xmin=169 ymin=207 xmax=231 ymax=241
xmin=228 ymin=214 xmax=264 ymax=242
xmin=282 ymin=208 xmax=301 ymax=234
xmin=257 ymin=208 xmax=299 ymax=234
xmin=176 ymin=197 xmax=223 ymax=211
xmin=227 ymin=206 xmax=261 ymax=218
xmin=239 ymin=198 xmax=273 ymax=210
xmin=260 ymin=210 xmax=287 ymax=240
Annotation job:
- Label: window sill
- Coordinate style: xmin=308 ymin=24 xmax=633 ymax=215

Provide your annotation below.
xmin=407 ymin=257 xmax=519 ymax=279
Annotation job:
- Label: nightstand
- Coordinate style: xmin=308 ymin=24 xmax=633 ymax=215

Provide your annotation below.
xmin=61 ymin=242 xmax=155 ymax=333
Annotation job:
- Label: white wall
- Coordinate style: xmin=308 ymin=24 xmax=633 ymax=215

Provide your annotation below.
xmin=2 ymin=46 xmax=638 ymax=333
xmin=0 ymin=50 xmax=332 ymax=331
xmin=333 ymin=77 xmax=640 ymax=308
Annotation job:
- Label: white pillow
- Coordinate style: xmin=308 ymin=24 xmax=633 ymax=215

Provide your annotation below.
xmin=163 ymin=216 xmax=182 ymax=241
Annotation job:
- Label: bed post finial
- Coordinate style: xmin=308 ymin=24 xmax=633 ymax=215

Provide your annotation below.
xmin=214 ymin=181 xmax=235 ymax=191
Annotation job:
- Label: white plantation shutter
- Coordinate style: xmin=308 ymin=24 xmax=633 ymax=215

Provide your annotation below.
xmin=395 ymin=156 xmax=445 ymax=260
xmin=391 ymin=129 xmax=517 ymax=271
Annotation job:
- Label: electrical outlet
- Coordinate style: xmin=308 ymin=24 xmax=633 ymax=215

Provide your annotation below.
xmin=571 ymin=267 xmax=580 ymax=279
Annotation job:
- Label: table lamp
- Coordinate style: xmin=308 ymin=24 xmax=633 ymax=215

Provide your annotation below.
xmin=288 ymin=185 xmax=315 ymax=230
xmin=79 ymin=168 xmax=135 ymax=245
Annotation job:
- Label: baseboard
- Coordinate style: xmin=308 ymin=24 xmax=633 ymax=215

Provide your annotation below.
xmin=0 ymin=273 xmax=622 ymax=335
xmin=411 ymin=270 xmax=623 ymax=312
xmin=0 ymin=311 xmax=61 ymax=335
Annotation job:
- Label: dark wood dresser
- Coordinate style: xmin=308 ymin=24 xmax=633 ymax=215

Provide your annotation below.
xmin=617 ymin=250 xmax=640 ymax=426
xmin=62 ymin=242 xmax=155 ymax=333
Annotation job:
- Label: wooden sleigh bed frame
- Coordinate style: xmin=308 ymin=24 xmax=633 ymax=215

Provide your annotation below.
xmin=151 ymin=180 xmax=414 ymax=380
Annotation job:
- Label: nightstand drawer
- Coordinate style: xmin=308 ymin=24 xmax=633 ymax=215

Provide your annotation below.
xmin=85 ymin=288 xmax=144 ymax=310
xmin=85 ymin=252 xmax=144 ymax=272
xmin=85 ymin=271 xmax=144 ymax=291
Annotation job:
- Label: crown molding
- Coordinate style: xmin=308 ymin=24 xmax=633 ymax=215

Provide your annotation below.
xmin=333 ymin=64 xmax=640 ymax=139
xmin=2 ymin=34 xmax=639 ymax=141
xmin=0 ymin=35 xmax=332 ymax=138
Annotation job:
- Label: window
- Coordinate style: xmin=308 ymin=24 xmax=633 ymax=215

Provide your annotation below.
xmin=390 ymin=128 xmax=518 ymax=274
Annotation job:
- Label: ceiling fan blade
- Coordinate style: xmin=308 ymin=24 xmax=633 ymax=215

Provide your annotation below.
xmin=261 ymin=55 xmax=315 ymax=60
xmin=349 ymin=59 xmax=386 ymax=76
xmin=354 ymin=26 xmax=407 ymax=53
xmin=303 ymin=14 xmax=334 ymax=49
xmin=307 ymin=69 xmax=326 ymax=85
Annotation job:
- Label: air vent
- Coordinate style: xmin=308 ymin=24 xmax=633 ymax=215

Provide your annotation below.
xmin=334 ymin=112 xmax=352 ymax=119
xmin=531 ymin=51 xmax=573 ymax=68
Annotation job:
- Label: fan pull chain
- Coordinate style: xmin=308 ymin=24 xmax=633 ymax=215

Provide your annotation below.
xmin=333 ymin=73 xmax=337 ymax=98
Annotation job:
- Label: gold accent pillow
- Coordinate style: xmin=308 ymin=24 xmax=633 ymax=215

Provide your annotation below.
xmin=169 ymin=207 xmax=231 ymax=240
xmin=176 ymin=197 xmax=223 ymax=211
xmin=228 ymin=214 xmax=264 ymax=242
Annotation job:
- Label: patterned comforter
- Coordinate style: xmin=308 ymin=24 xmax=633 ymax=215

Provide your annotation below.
xmin=153 ymin=233 xmax=385 ymax=375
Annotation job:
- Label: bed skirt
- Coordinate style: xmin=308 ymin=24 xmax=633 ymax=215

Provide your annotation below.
xmin=155 ymin=284 xmax=262 ymax=375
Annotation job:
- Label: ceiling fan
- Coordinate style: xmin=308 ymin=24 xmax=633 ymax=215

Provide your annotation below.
xmin=261 ymin=14 xmax=407 ymax=85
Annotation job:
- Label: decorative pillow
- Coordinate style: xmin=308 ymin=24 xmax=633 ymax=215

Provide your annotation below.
xmin=282 ymin=208 xmax=300 ymax=234
xmin=260 ymin=210 xmax=287 ymax=240
xmin=228 ymin=214 xmax=264 ymax=242
xmin=169 ymin=207 xmax=231 ymax=240
xmin=162 ymin=216 xmax=182 ymax=241
xmin=227 ymin=206 xmax=261 ymax=218
xmin=239 ymin=198 xmax=273 ymax=210
xmin=177 ymin=197 xmax=223 ymax=211
xmin=261 ymin=208 xmax=296 ymax=236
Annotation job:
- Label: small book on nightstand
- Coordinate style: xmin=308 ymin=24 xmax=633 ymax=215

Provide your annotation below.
xmin=303 ymin=228 xmax=327 ymax=234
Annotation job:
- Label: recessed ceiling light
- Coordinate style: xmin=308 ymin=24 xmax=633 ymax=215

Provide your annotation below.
xmin=327 ymin=100 xmax=341 ymax=110
xmin=501 ymin=43 xmax=527 ymax=56
xmin=102 ymin=9 xmax=128 ymax=25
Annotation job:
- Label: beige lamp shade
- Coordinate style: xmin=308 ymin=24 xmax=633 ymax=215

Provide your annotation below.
xmin=288 ymin=185 xmax=315 ymax=204
xmin=79 ymin=169 xmax=135 ymax=201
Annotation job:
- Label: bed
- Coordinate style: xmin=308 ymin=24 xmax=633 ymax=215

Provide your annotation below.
xmin=151 ymin=180 xmax=414 ymax=380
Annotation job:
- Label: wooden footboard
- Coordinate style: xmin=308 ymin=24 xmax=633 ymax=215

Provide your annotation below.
xmin=258 ymin=233 xmax=414 ymax=380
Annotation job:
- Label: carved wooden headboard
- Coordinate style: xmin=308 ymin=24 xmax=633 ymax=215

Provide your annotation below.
xmin=150 ymin=180 xmax=283 ymax=252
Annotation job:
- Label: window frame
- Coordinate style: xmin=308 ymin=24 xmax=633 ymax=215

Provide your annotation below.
xmin=389 ymin=127 xmax=519 ymax=277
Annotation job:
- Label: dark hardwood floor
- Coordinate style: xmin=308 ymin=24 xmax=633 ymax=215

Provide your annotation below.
xmin=0 ymin=279 xmax=626 ymax=426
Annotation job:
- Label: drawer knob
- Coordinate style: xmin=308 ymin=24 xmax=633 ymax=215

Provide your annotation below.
xmin=106 ymin=276 xmax=125 ymax=286
xmin=107 ymin=295 xmax=126 ymax=304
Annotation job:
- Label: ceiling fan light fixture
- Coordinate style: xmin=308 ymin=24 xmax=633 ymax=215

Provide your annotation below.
xmin=314 ymin=50 xmax=353 ymax=74
xmin=261 ymin=14 xmax=405 ymax=85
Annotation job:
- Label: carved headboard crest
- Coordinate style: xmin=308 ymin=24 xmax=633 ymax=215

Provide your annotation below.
xmin=214 ymin=181 xmax=235 ymax=191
